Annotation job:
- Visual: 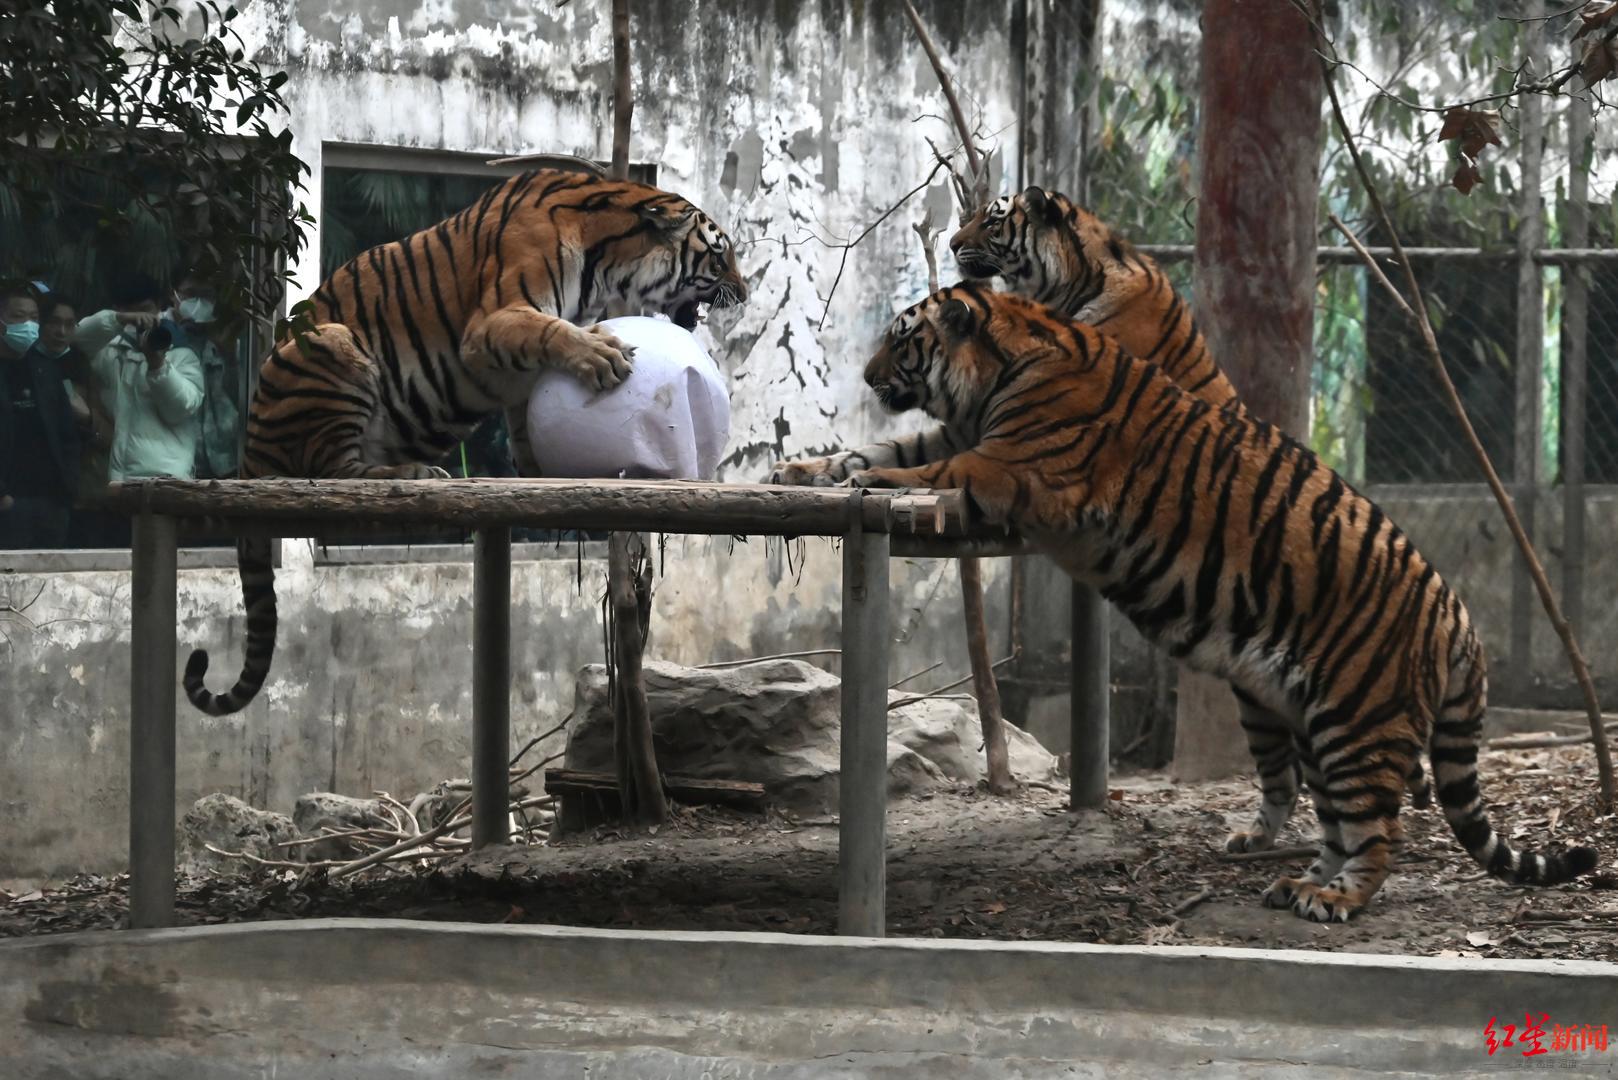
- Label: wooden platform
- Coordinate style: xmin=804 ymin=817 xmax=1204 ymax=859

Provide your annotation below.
xmin=111 ymin=476 xmax=1106 ymax=938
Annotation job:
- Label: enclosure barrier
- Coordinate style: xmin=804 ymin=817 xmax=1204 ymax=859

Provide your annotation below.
xmin=107 ymin=476 xmax=1110 ymax=937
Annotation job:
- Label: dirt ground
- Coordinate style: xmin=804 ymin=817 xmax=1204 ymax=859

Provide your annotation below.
xmin=5 ymin=745 xmax=1616 ymax=961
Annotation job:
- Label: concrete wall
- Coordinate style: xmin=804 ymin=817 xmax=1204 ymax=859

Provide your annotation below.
xmin=2 ymin=1 xmax=1074 ymax=881
xmin=0 ymin=540 xmax=1008 ymax=882
xmin=6 ymin=919 xmax=1616 ymax=1077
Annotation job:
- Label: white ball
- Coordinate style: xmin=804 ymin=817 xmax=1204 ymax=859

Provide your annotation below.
xmin=525 ymin=316 xmax=731 ymax=480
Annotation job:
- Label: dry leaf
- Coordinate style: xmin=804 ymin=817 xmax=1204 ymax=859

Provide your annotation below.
xmin=1573 ymin=1 xmax=1618 ymax=41
xmin=1547 ymin=806 xmax=1562 ymax=835
xmin=1438 ymin=107 xmax=1502 ymax=159
xmin=1108 ymin=789 xmax=1125 ymax=802
xmin=1579 ymin=37 xmax=1618 ymax=85
xmin=981 ymin=900 xmax=1008 ymax=915
xmin=1466 ymin=929 xmax=1505 ymax=947
xmin=1453 ymin=161 xmax=1484 ymax=196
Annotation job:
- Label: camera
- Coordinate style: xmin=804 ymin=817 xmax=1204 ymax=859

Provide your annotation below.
xmin=138 ymin=320 xmax=175 ymax=354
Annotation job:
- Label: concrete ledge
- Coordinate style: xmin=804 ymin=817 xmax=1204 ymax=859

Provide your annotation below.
xmin=2 ymin=920 xmax=1615 ymax=1078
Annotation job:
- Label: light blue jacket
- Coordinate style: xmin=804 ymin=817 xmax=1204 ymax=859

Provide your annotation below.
xmin=74 ymin=310 xmax=205 ymax=482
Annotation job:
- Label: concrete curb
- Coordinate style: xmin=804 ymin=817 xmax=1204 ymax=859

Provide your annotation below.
xmin=2 ymin=919 xmax=1615 ymax=1078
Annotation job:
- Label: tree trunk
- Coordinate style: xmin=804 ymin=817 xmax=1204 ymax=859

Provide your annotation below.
xmin=610 ymin=531 xmax=666 ymax=825
xmin=610 ymin=0 xmax=632 ymax=180
xmin=960 ymin=557 xmax=1015 ymax=794
xmin=1176 ymin=0 xmax=1323 ymax=780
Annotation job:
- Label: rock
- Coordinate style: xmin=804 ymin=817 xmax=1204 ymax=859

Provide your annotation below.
xmin=179 ymin=793 xmax=299 ymax=873
xmin=293 ymin=792 xmax=390 ymax=860
xmin=566 ymin=659 xmax=949 ymax=813
xmin=888 ymin=694 xmax=1061 ymax=786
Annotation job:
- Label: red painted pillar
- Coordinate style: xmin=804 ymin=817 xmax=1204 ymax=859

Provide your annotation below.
xmin=1175 ymin=0 xmax=1324 ymax=780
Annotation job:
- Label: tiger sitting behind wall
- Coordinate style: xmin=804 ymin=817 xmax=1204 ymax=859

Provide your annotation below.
xmin=952 ymin=186 xmax=1444 ymax=850
xmin=773 ymin=283 xmax=1598 ymax=921
xmin=185 ymin=168 xmax=747 ymax=717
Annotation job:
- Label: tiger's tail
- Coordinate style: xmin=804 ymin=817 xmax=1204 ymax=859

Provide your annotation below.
xmin=183 ymin=536 xmax=278 ymax=716
xmin=1432 ymin=642 xmax=1599 ymax=886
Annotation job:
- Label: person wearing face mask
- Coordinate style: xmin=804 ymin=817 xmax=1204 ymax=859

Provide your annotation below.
xmin=74 ymin=271 xmax=206 ymax=484
xmin=0 ymin=282 xmax=82 ymax=549
xmin=169 ymin=272 xmax=245 ymax=481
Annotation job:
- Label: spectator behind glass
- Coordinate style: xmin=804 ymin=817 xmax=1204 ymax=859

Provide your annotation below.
xmin=0 ymin=282 xmax=82 ymax=549
xmin=171 ymin=272 xmax=245 ymax=480
xmin=74 ymin=271 xmax=206 ymax=483
xmin=44 ymin=293 xmax=125 ymax=548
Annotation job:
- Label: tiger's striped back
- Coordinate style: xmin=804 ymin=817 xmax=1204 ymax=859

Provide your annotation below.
xmin=949 ymin=187 xmax=1240 ymax=411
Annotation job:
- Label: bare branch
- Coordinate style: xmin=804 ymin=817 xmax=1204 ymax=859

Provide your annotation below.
xmin=1315 ymin=22 xmax=1615 ymax=808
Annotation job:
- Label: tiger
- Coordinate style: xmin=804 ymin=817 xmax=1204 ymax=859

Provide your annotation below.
xmin=950 ymin=185 xmax=1440 ymax=849
xmin=950 ymin=185 xmax=1240 ymax=412
xmin=776 ymin=282 xmax=1599 ymax=921
xmin=766 ymin=187 xmax=1388 ymax=855
xmin=184 ymin=168 xmax=747 ymax=717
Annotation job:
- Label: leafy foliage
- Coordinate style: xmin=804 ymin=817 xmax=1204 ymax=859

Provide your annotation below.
xmin=0 ymin=0 xmax=310 ymax=321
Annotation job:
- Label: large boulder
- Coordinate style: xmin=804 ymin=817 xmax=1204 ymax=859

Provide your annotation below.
xmin=565 ymin=659 xmax=1056 ymax=813
xmin=179 ymin=793 xmax=300 ymax=873
xmin=293 ymin=792 xmax=390 ymax=860
xmin=567 ymin=659 xmax=949 ymax=811
xmin=888 ymin=694 xmax=1060 ymax=785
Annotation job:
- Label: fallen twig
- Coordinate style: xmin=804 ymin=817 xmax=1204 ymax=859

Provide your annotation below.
xmin=698 ymin=649 xmax=840 ymax=669
xmin=888 ymin=652 xmax=1017 ymax=711
xmin=1171 ymin=889 xmax=1214 ymax=917
xmin=1218 ymin=844 xmax=1319 ymax=864
xmin=1489 ymin=723 xmax=1618 ymax=751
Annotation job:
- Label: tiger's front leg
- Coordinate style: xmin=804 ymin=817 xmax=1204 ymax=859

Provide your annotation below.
xmin=764 ymin=427 xmax=957 ymax=486
xmin=461 ymin=306 xmax=635 ymax=392
xmin=844 ymin=452 xmax=1023 ymax=528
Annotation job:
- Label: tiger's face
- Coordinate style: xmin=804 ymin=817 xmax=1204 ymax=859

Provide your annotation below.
xmin=948 ymin=187 xmax=1129 ymax=321
xmin=863 ymin=285 xmax=996 ymax=425
xmin=592 ymin=192 xmax=748 ymax=330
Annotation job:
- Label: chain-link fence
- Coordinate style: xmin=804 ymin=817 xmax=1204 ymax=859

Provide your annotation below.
xmin=1132 ymin=241 xmax=1618 ymax=706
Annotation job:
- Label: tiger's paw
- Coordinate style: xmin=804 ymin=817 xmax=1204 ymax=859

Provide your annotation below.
xmin=556 ymin=324 xmax=635 ymax=391
xmin=1262 ymin=876 xmax=1358 ymax=923
xmin=764 ymin=456 xmax=850 ymax=487
xmin=840 ymin=471 xmax=910 ymax=495
xmin=1224 ymin=830 xmax=1276 ymax=855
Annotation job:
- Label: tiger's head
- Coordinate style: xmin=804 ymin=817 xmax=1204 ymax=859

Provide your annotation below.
xmin=863 ymin=283 xmax=1006 ymax=427
xmin=550 ymin=176 xmax=748 ymax=330
xmin=948 ymin=187 xmax=1139 ymax=323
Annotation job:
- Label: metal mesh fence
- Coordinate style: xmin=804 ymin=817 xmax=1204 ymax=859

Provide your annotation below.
xmin=1133 ymin=242 xmax=1618 ymax=701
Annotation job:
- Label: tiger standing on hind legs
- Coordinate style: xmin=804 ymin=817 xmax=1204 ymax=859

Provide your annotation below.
xmin=184 ymin=168 xmax=747 ymax=717
xmin=769 ymin=283 xmax=1599 ymax=922
xmin=949 ymin=185 xmax=1441 ymax=857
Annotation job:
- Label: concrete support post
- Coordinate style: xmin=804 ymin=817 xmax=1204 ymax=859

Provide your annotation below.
xmin=1069 ymin=582 xmax=1110 ymax=808
xmin=1564 ymin=96 xmax=1592 ymax=640
xmin=838 ymin=513 xmax=890 ymax=938
xmin=472 ymin=527 xmax=512 ymax=848
xmin=1510 ymin=0 xmax=1546 ymax=686
xmin=129 ymin=512 xmax=178 ymax=929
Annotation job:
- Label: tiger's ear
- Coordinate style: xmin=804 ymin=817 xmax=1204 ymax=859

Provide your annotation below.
xmin=636 ymin=202 xmax=697 ymax=235
xmin=1020 ymin=186 xmax=1054 ymax=220
xmin=936 ymin=296 xmax=975 ymax=338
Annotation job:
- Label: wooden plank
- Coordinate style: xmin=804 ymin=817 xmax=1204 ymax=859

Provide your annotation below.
xmin=472 ymin=528 xmax=512 ymax=848
xmin=99 ymin=478 xmax=977 ymax=540
xmin=838 ymin=513 xmax=890 ymax=938
xmin=1070 ymin=582 xmax=1110 ymax=809
xmin=1510 ymin=1 xmax=1547 ymax=688
xmin=129 ymin=513 xmax=178 ymax=929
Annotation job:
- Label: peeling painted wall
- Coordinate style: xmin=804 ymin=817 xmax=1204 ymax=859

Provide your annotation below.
xmin=1 ymin=1 xmax=1086 ymax=881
